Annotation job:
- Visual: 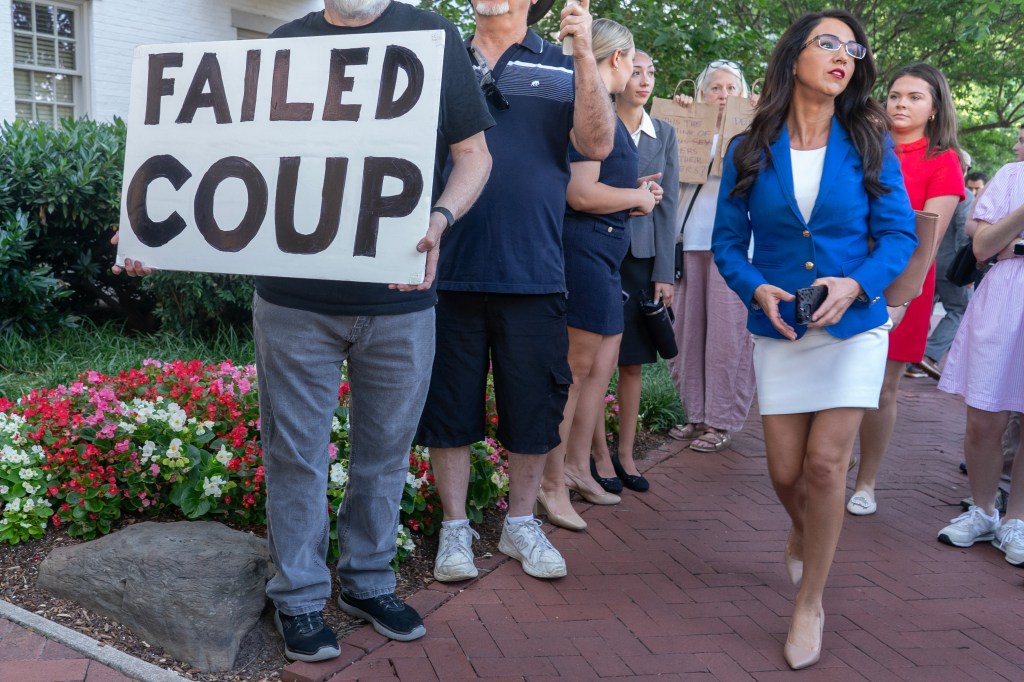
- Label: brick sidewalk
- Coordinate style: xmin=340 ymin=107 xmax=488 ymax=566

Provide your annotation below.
xmin=0 ymin=617 xmax=133 ymax=682
xmin=285 ymin=378 xmax=1024 ymax=681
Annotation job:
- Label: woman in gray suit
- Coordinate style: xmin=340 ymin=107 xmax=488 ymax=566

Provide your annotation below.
xmin=591 ymin=49 xmax=679 ymax=493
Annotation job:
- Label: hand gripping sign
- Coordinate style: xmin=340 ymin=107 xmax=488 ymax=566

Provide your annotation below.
xmin=117 ymin=31 xmax=444 ymax=284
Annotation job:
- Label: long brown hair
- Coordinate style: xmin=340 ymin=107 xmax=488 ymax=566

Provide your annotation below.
xmin=731 ymin=9 xmax=891 ymax=199
xmin=886 ymin=63 xmax=964 ymax=167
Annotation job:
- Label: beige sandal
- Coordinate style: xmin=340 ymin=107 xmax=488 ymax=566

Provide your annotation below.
xmin=669 ymin=423 xmax=706 ymax=441
xmin=689 ymin=429 xmax=732 ymax=453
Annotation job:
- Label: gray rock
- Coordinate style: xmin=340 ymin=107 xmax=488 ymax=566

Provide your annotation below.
xmin=37 ymin=520 xmax=273 ymax=672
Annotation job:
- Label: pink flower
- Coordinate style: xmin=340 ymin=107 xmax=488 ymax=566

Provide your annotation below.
xmin=149 ymin=463 xmax=161 ymax=476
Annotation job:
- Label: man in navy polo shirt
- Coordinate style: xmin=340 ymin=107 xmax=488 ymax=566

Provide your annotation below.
xmin=417 ymin=0 xmax=615 ymax=581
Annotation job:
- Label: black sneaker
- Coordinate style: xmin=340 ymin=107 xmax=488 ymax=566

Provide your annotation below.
xmin=338 ymin=592 xmax=426 ymax=641
xmin=274 ymin=609 xmax=341 ymax=662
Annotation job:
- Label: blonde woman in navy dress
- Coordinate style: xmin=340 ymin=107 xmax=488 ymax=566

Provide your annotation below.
xmin=538 ymin=18 xmax=661 ymax=529
xmin=712 ymin=10 xmax=916 ymax=669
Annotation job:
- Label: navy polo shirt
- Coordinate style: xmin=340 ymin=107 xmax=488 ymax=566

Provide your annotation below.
xmin=437 ymin=30 xmax=575 ymax=294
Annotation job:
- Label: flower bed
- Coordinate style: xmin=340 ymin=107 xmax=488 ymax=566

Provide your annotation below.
xmin=0 ymin=359 xmax=512 ymax=566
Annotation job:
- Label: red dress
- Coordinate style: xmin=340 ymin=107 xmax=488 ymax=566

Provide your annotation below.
xmin=887 ymin=138 xmax=965 ymax=363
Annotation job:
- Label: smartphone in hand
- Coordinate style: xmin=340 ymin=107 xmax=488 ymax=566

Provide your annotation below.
xmin=794 ymin=285 xmax=828 ymax=325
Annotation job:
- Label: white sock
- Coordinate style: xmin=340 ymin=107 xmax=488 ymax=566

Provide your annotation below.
xmin=506 ymin=514 xmax=533 ymax=525
xmin=441 ymin=518 xmax=470 ymax=528
xmin=982 ymin=508 xmax=1000 ymax=524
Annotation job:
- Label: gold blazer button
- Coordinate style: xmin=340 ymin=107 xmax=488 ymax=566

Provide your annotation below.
xmin=804 ymin=261 xmax=814 ymax=270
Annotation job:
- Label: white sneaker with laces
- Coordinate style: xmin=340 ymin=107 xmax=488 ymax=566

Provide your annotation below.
xmin=433 ymin=523 xmax=480 ymax=582
xmin=937 ymin=506 xmax=999 ymax=547
xmin=992 ymin=518 xmax=1024 ymax=566
xmin=498 ymin=517 xmax=567 ymax=579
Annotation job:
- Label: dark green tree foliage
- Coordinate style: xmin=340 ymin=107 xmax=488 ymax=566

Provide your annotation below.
xmin=421 ymin=0 xmax=1024 ymax=173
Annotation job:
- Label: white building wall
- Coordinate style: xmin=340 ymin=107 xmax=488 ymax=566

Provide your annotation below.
xmin=0 ymin=4 xmax=13 ymax=120
xmin=87 ymin=0 xmax=323 ymax=121
xmin=0 ymin=0 xmax=323 ymax=122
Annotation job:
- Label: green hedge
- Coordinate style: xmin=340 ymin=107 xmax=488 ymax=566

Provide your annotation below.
xmin=0 ymin=119 xmax=253 ymax=336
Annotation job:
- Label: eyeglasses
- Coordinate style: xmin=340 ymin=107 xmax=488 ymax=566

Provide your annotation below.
xmin=469 ymin=46 xmax=509 ymax=111
xmin=707 ymin=59 xmax=741 ymax=70
xmin=802 ymin=34 xmax=867 ymax=60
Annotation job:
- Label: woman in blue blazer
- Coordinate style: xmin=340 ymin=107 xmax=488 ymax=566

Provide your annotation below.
xmin=712 ymin=9 xmax=916 ymax=670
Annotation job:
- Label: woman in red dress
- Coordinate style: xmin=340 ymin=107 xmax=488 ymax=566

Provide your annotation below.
xmin=848 ymin=63 xmax=965 ymax=515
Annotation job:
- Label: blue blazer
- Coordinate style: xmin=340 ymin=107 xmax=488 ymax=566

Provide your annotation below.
xmin=712 ymin=117 xmax=917 ymax=340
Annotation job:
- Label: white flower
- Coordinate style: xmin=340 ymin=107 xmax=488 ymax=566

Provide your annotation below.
xmin=215 ymin=445 xmax=232 ymax=467
xmin=19 ymin=468 xmax=36 ymax=480
xmin=490 ymin=472 xmax=501 ymax=486
xmin=7 ymin=498 xmax=20 ymax=512
xmin=330 ymin=463 xmax=348 ymax=486
xmin=0 ymin=485 xmax=8 ymax=495
xmin=166 ymin=438 xmax=183 ymax=459
xmin=22 ymin=482 xmax=37 ymax=495
xmin=22 ymin=498 xmax=35 ymax=512
xmin=406 ymin=471 xmax=417 ymax=486
xmin=396 ymin=525 xmax=416 ymax=553
xmin=203 ymin=475 xmax=227 ymax=498
xmin=167 ymin=411 xmax=187 ymax=432
xmin=141 ymin=441 xmax=156 ymax=462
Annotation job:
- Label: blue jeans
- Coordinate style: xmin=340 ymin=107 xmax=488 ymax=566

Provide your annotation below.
xmin=924 ymin=272 xmax=972 ymax=361
xmin=253 ymin=294 xmax=434 ymax=615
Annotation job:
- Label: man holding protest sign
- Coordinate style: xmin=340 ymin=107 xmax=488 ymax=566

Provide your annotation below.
xmin=115 ymin=0 xmax=493 ymax=664
xmin=417 ymin=0 xmax=616 ymax=582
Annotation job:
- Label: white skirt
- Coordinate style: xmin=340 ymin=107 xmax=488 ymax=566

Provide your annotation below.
xmin=753 ymin=321 xmax=892 ymax=415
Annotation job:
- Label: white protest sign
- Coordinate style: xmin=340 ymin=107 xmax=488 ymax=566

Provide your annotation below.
xmin=117 ymin=31 xmax=444 ymax=284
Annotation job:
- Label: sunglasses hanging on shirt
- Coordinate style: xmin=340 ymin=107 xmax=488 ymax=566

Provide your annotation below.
xmin=469 ymin=45 xmax=510 ymax=111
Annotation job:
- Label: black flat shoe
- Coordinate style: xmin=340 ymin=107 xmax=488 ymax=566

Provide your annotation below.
xmin=590 ymin=458 xmax=623 ymax=494
xmin=612 ymin=455 xmax=649 ymax=492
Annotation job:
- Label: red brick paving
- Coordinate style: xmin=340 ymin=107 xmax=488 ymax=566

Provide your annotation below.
xmin=0 ymin=622 xmax=133 ymax=682
xmin=287 ymin=378 xmax=1024 ymax=681
xmin=4 ymin=377 xmax=1022 ymax=681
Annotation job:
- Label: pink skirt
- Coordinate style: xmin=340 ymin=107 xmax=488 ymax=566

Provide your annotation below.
xmin=939 ymin=258 xmax=1024 ymax=413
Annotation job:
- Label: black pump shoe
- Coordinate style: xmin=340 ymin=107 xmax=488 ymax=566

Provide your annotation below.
xmin=612 ymin=455 xmax=649 ymax=492
xmin=590 ymin=458 xmax=623 ymax=494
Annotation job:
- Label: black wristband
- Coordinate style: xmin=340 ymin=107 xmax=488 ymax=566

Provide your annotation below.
xmin=430 ymin=206 xmax=455 ymax=232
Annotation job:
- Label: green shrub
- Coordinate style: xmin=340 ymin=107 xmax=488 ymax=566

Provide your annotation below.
xmin=142 ymin=272 xmax=254 ymax=336
xmin=0 ymin=118 xmax=153 ymax=328
xmin=0 ymin=119 xmax=255 ymax=335
xmin=0 ymin=209 xmax=73 ymax=335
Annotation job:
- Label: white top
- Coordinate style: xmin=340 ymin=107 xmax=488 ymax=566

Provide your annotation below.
xmin=679 ymin=135 xmax=720 ymax=250
xmin=791 ymin=147 xmax=827 ymax=223
xmin=629 ymin=109 xmax=657 ymax=147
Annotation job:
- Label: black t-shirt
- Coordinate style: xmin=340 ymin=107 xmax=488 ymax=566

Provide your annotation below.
xmin=254 ymin=2 xmax=493 ymax=316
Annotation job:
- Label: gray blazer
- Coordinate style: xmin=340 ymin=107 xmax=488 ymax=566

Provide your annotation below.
xmin=628 ymin=116 xmax=679 ymax=283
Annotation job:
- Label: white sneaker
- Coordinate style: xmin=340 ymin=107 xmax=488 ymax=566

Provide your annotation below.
xmin=433 ymin=523 xmax=480 ymax=582
xmin=992 ymin=518 xmax=1024 ymax=566
xmin=498 ymin=518 xmax=567 ymax=579
xmin=937 ymin=506 xmax=999 ymax=547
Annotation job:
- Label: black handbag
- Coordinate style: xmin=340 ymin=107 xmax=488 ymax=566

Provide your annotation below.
xmin=946 ymin=241 xmax=977 ymax=287
xmin=674 ymin=242 xmax=685 ymax=281
xmin=637 ymin=290 xmax=678 ymax=360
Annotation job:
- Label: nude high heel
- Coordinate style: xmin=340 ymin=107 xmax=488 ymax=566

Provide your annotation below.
xmin=784 ymin=607 xmax=824 ymax=670
xmin=564 ymin=470 xmax=620 ymax=505
xmin=535 ymin=488 xmax=587 ymax=531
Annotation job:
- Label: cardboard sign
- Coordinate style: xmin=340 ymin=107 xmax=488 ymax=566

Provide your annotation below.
xmin=712 ymin=95 xmax=756 ymax=177
xmin=650 ymin=96 xmax=718 ymax=184
xmin=117 ymin=31 xmax=444 ymax=284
